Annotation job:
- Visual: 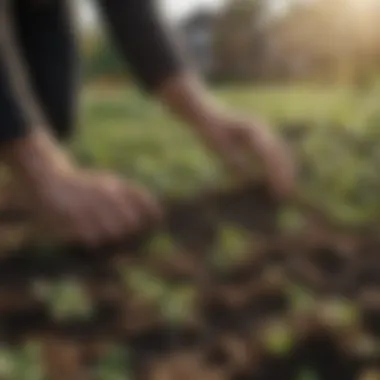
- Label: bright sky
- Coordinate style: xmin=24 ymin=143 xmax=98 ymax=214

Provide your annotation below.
xmin=160 ymin=0 xmax=225 ymax=20
xmin=79 ymin=0 xmax=335 ymax=29
xmin=78 ymin=0 xmax=227 ymax=29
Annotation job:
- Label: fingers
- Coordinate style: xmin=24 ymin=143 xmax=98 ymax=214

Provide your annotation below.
xmin=91 ymin=175 xmax=139 ymax=242
xmin=234 ymin=122 xmax=296 ymax=199
xmin=123 ymin=181 xmax=163 ymax=226
xmin=226 ymin=123 xmax=265 ymax=181
xmin=34 ymin=171 xmax=162 ymax=248
xmin=202 ymin=124 xmax=257 ymax=183
xmin=80 ymin=176 xmax=162 ymax=248
xmin=260 ymin=136 xmax=296 ymax=199
xmin=206 ymin=118 xmax=296 ymax=199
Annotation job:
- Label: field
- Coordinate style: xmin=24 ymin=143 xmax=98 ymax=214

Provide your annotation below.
xmin=76 ymin=83 xmax=379 ymax=181
xmin=1 ymin=83 xmax=380 ymax=379
xmin=73 ymin=83 xmax=380 ymax=225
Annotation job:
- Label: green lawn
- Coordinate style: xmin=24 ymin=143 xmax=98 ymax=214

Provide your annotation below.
xmin=71 ymin=83 xmax=380 ymax=225
xmin=74 ymin=83 xmax=380 ymax=174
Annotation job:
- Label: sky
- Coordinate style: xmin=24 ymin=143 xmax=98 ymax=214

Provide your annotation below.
xmin=78 ymin=0 xmax=227 ymax=29
xmin=160 ymin=0 xmax=225 ymax=20
xmin=77 ymin=0 xmax=327 ymax=30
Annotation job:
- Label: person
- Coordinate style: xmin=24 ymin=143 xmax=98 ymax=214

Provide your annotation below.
xmin=0 ymin=0 xmax=295 ymax=248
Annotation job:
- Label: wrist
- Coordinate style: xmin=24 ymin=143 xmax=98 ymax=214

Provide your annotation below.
xmin=158 ymin=72 xmax=226 ymax=132
xmin=0 ymin=128 xmax=74 ymax=183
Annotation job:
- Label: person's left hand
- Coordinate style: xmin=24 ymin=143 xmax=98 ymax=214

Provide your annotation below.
xmin=196 ymin=113 xmax=296 ymax=199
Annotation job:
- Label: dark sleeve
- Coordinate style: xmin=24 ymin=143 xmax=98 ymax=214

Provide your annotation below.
xmin=0 ymin=55 xmax=31 ymax=142
xmin=95 ymin=0 xmax=188 ymax=92
xmin=0 ymin=8 xmax=43 ymax=144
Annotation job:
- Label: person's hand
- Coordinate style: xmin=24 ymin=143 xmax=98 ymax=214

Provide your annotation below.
xmin=197 ymin=114 xmax=296 ymax=199
xmin=1 ymin=130 xmax=161 ymax=247
xmin=10 ymin=168 xmax=162 ymax=247
xmin=23 ymin=169 xmax=162 ymax=247
xmin=156 ymin=74 xmax=295 ymax=199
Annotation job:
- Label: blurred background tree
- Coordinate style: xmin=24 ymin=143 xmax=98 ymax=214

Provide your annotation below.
xmin=80 ymin=0 xmax=380 ymax=86
xmin=211 ymin=0 xmax=380 ymax=85
xmin=212 ymin=0 xmax=270 ymax=82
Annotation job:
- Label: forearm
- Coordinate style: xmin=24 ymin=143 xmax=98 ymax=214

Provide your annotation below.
xmin=96 ymin=0 xmax=227 ymax=132
xmin=0 ymin=5 xmax=70 ymax=178
xmin=1 ymin=130 xmax=73 ymax=184
xmin=156 ymin=72 xmax=228 ymax=132
xmin=96 ymin=0 xmax=186 ymax=91
xmin=0 ymin=64 xmax=71 ymax=182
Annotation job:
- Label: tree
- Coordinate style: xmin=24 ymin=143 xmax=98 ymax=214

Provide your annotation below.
xmin=212 ymin=0 xmax=270 ymax=81
xmin=213 ymin=0 xmax=380 ymax=84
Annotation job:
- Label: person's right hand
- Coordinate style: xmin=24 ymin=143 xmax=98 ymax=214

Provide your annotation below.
xmin=2 ymin=130 xmax=162 ymax=248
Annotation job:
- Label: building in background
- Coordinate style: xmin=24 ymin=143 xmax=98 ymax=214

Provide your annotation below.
xmin=180 ymin=9 xmax=218 ymax=79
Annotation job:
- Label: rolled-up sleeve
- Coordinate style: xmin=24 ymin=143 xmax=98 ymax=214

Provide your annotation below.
xmin=96 ymin=0 xmax=187 ymax=92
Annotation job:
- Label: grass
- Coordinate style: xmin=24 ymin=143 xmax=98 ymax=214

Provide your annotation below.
xmin=3 ymin=82 xmax=380 ymax=379
xmin=72 ymin=83 xmax=380 ymax=192
xmin=71 ymin=82 xmax=380 ymax=226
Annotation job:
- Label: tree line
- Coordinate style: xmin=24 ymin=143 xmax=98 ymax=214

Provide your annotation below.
xmin=82 ymin=0 xmax=380 ymax=85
